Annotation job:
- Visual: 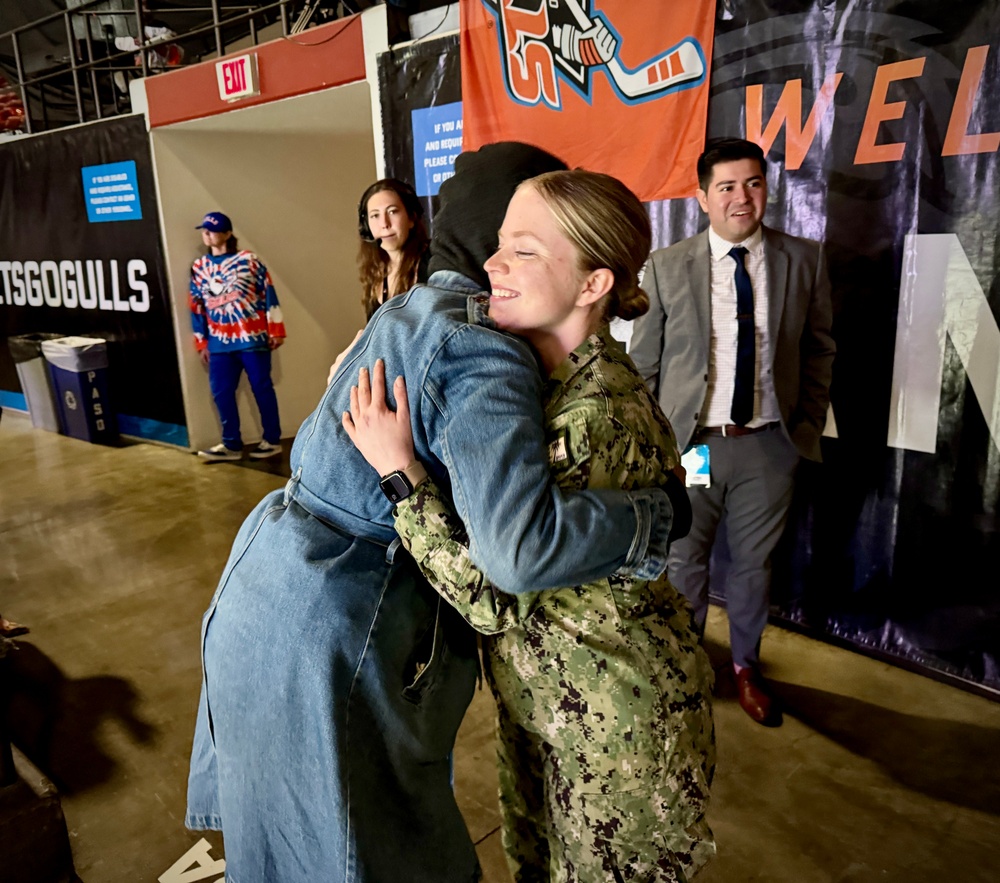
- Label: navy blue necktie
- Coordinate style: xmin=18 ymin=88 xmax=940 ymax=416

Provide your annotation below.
xmin=728 ymin=246 xmax=755 ymax=426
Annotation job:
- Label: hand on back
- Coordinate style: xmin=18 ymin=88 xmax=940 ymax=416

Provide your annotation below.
xmin=342 ymin=358 xmax=416 ymax=477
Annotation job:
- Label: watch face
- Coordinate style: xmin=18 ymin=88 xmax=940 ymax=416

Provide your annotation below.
xmin=380 ymin=471 xmax=413 ymax=503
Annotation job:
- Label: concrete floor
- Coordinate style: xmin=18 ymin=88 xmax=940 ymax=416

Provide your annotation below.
xmin=2 ymin=409 xmax=999 ymax=882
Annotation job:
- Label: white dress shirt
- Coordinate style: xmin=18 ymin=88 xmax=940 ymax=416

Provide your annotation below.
xmin=701 ymin=226 xmax=781 ymax=429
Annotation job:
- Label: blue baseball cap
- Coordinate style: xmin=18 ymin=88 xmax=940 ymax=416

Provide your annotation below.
xmin=195 ymin=211 xmax=232 ymax=232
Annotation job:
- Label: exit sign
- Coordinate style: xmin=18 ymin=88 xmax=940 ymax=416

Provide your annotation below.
xmin=216 ymin=53 xmax=259 ymax=102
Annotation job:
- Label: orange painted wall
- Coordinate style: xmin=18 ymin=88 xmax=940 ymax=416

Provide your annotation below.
xmin=145 ymin=15 xmax=366 ymax=128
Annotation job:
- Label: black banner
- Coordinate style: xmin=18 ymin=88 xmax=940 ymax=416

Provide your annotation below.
xmin=381 ymin=4 xmax=1000 ymax=695
xmin=378 ymin=32 xmax=461 ymax=226
xmin=703 ymin=2 xmax=1000 ymax=695
xmin=0 ymin=114 xmax=185 ymax=443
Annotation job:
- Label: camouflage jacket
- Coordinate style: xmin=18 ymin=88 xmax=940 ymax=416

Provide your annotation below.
xmin=394 ymin=325 xmax=714 ymax=795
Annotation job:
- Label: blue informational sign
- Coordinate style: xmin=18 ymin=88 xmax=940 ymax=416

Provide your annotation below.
xmin=81 ymin=160 xmax=142 ymax=222
xmin=411 ymin=102 xmax=463 ymax=197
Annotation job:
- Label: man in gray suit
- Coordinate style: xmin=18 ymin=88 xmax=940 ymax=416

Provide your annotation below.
xmin=630 ymin=138 xmax=835 ymax=726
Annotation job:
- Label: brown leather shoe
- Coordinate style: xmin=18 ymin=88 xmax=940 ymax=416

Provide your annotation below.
xmin=736 ymin=667 xmax=781 ymax=726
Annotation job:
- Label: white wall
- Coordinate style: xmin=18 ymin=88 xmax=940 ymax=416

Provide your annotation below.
xmin=150 ymin=83 xmax=377 ymax=451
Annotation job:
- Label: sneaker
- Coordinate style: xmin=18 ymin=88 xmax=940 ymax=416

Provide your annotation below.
xmin=249 ymin=440 xmax=282 ymax=460
xmin=0 ymin=615 xmax=29 ymax=638
xmin=198 ymin=443 xmax=243 ymax=461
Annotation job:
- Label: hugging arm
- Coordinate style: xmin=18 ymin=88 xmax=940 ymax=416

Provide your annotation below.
xmin=189 ymin=271 xmax=209 ymax=354
xmin=343 ymin=358 xmax=540 ymax=631
xmin=425 ymin=327 xmax=678 ymax=592
xmin=392 ymin=478 xmax=542 ymax=635
xmin=328 ymin=329 xmax=364 ymax=386
xmin=345 ymin=333 xmax=679 ymax=595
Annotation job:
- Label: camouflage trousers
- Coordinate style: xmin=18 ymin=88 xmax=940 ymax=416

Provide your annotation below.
xmin=494 ymin=709 xmax=715 ymax=883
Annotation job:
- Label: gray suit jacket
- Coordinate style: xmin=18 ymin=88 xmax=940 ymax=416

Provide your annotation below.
xmin=630 ymin=226 xmax=835 ymax=462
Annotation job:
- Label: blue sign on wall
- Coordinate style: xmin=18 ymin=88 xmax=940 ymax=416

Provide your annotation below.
xmin=411 ymin=102 xmax=463 ymax=197
xmin=81 ymin=160 xmax=142 ymax=222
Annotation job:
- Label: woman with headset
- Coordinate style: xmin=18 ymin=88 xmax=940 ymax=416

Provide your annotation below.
xmin=357 ymin=178 xmax=429 ymax=322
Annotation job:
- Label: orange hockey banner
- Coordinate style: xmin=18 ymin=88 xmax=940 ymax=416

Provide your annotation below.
xmin=460 ymin=0 xmax=716 ymax=201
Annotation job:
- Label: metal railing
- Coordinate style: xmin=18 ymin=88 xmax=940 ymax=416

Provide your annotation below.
xmin=0 ymin=1 xmax=362 ymax=135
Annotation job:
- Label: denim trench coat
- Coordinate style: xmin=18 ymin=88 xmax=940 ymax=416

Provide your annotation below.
xmin=185 ymin=272 xmax=675 ymax=883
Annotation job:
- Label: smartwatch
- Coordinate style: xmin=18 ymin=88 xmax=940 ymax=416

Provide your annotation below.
xmin=379 ymin=460 xmax=428 ymax=503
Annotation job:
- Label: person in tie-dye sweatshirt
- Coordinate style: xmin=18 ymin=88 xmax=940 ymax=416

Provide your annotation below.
xmin=189 ymin=211 xmax=286 ymax=461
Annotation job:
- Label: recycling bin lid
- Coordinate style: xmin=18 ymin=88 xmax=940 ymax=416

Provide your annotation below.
xmin=41 ymin=336 xmax=109 ymax=372
xmin=41 ymin=335 xmax=107 ymax=352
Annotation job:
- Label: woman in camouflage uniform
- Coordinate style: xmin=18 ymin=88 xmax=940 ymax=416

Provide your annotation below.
xmin=344 ymin=170 xmax=716 ymax=882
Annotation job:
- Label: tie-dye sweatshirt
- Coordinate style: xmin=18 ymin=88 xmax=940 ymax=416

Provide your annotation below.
xmin=190 ymin=250 xmax=286 ymax=353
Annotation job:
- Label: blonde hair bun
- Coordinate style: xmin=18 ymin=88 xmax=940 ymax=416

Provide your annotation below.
xmin=614 ymin=284 xmax=650 ymax=321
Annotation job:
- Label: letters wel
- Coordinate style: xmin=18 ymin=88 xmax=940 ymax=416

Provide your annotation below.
xmin=747 ymin=44 xmax=998 ymax=169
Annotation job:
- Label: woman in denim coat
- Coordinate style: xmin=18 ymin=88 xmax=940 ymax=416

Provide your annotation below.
xmin=185 ymin=144 xmax=686 ymax=883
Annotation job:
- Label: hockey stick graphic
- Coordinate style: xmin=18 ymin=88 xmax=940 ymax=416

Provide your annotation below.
xmin=556 ymin=0 xmax=705 ymax=100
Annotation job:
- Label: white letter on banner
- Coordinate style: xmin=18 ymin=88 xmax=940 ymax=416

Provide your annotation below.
xmin=60 ymin=260 xmax=79 ymax=308
xmin=889 ymin=233 xmax=1000 ymax=454
xmin=97 ymin=261 xmax=114 ymax=311
xmin=41 ymin=260 xmax=61 ymax=307
xmin=79 ymin=261 xmax=98 ymax=309
xmin=128 ymin=259 xmax=150 ymax=312
xmin=111 ymin=260 xmax=130 ymax=312
xmin=24 ymin=261 xmax=43 ymax=306
xmin=11 ymin=262 xmax=27 ymax=306
xmin=0 ymin=261 xmax=11 ymax=304
xmin=157 ymin=837 xmax=226 ymax=883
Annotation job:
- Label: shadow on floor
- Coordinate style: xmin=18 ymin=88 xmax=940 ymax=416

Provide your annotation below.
xmin=195 ymin=439 xmax=293 ymax=479
xmin=701 ymin=637 xmax=740 ymax=698
xmin=774 ymin=680 xmax=1000 ymax=816
xmin=4 ymin=641 xmax=156 ymax=794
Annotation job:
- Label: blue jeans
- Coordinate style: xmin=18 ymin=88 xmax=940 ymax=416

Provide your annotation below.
xmin=186 ymin=490 xmax=481 ymax=882
xmin=208 ymin=349 xmax=281 ymax=449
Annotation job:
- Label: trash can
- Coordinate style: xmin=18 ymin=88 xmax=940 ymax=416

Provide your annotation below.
xmin=41 ymin=336 xmax=118 ymax=444
xmin=7 ymin=333 xmax=65 ymax=432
